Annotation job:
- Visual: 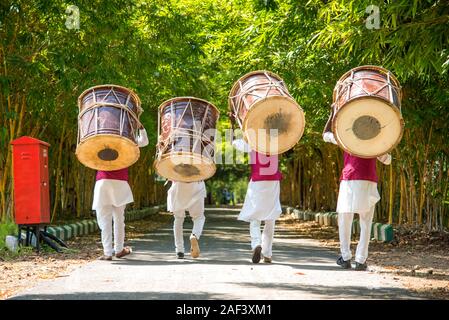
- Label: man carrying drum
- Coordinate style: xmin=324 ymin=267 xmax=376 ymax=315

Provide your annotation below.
xmin=154 ymin=97 xmax=219 ymax=260
xmin=323 ymin=112 xmax=391 ymax=271
xmin=167 ymin=180 xmax=207 ymax=259
xmin=92 ymin=127 xmax=149 ymax=261
xmin=231 ymin=116 xmax=283 ymax=264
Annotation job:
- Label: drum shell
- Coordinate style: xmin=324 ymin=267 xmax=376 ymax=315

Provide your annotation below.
xmin=333 ymin=66 xmax=402 ymax=112
xmin=159 ymin=98 xmax=219 ymax=157
xmin=331 ymin=66 xmax=404 ymax=158
xmin=78 ymin=106 xmax=138 ymax=143
xmin=228 ymin=71 xmax=305 ymax=155
xmin=79 ymin=86 xmax=142 ymax=116
xmin=155 ymin=97 xmax=220 ymax=182
xmin=230 ymin=72 xmax=288 ymax=125
xmin=76 ymin=85 xmax=142 ymax=171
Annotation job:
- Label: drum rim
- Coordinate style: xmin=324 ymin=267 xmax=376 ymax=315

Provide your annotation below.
xmin=153 ymin=151 xmax=216 ymax=182
xmin=333 ymin=65 xmax=402 ymax=103
xmin=228 ymin=70 xmax=286 ymax=111
xmin=241 ymin=95 xmax=305 ymax=155
xmin=78 ymin=84 xmax=143 ymax=114
xmin=332 ymin=95 xmax=405 ymax=158
xmin=76 ymin=133 xmax=138 ymax=148
xmin=158 ymin=96 xmax=220 ymax=116
xmin=75 ymin=134 xmax=140 ymax=171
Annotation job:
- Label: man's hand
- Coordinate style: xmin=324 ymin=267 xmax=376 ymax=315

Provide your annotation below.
xmin=377 ymin=153 xmax=392 ymax=165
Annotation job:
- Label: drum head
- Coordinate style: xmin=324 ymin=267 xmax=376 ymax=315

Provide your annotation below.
xmin=76 ymin=134 xmax=140 ymax=171
xmin=154 ymin=153 xmax=216 ymax=182
xmin=243 ymin=96 xmax=305 ymax=154
xmin=333 ymin=97 xmax=404 ymax=158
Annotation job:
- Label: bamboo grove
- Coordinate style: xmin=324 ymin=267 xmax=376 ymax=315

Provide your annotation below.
xmin=1 ymin=1 xmax=448 ymax=229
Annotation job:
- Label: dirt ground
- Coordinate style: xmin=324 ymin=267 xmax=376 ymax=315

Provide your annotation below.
xmin=278 ymin=214 xmax=449 ymax=299
xmin=0 ymin=213 xmax=173 ymax=300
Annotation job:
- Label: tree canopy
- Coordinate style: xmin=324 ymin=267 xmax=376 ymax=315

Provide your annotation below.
xmin=1 ymin=0 xmax=448 ymax=228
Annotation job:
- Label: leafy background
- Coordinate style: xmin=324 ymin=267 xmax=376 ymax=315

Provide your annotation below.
xmin=0 ymin=0 xmax=448 ymax=228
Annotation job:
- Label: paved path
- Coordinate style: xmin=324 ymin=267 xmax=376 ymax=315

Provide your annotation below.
xmin=12 ymin=208 xmax=419 ymax=300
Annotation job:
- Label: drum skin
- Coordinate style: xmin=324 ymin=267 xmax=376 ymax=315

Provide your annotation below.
xmin=76 ymin=85 xmax=142 ymax=171
xmin=228 ymin=70 xmax=305 ymax=155
xmin=154 ymin=97 xmax=220 ymax=182
xmin=332 ymin=66 xmax=404 ymax=158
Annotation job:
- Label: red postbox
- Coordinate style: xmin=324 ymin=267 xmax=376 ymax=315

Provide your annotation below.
xmin=11 ymin=136 xmax=50 ymax=225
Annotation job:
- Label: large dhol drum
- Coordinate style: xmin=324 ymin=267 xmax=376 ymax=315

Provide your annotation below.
xmin=229 ymin=71 xmax=305 ymax=155
xmin=76 ymin=85 xmax=143 ymax=171
xmin=332 ymin=65 xmax=404 ymax=158
xmin=154 ymin=97 xmax=219 ymax=182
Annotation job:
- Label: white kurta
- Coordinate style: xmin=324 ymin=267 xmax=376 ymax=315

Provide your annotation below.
xmin=91 ymin=128 xmax=148 ymax=211
xmin=239 ymin=180 xmax=282 ymax=222
xmin=167 ymin=181 xmax=206 ymax=214
xmin=336 ymin=180 xmax=380 ymax=213
xmin=92 ymin=180 xmax=134 ymax=210
xmin=232 ymin=138 xmax=282 ymax=222
xmin=323 ymin=131 xmax=391 ymax=214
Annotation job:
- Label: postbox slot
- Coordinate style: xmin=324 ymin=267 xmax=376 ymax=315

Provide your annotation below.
xmin=20 ymin=152 xmax=31 ymax=160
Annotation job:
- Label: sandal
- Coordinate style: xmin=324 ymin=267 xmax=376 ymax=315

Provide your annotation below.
xmin=98 ymin=255 xmax=112 ymax=261
xmin=115 ymin=247 xmax=132 ymax=258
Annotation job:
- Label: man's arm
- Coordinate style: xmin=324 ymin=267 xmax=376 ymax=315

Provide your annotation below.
xmin=322 ymin=106 xmax=337 ymax=145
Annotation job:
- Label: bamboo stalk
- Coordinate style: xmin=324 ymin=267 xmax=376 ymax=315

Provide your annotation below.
xmin=388 ymin=162 xmax=394 ymax=224
xmin=418 ymin=122 xmax=433 ymax=225
xmin=399 ymin=171 xmax=404 ymax=224
xmin=51 ymin=115 xmax=68 ymax=222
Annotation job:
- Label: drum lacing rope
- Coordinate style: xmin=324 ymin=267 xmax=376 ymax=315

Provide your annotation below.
xmin=156 ymin=100 xmax=216 ymax=161
xmin=78 ymin=87 xmax=143 ymax=145
xmin=229 ymin=75 xmax=290 ymax=129
xmin=155 ymin=128 xmax=215 ymax=161
xmin=386 ymin=71 xmax=402 ymax=111
xmin=336 ymin=76 xmax=401 ymax=108
xmin=78 ymin=102 xmax=143 ymax=129
xmin=77 ymin=102 xmax=143 ymax=148
xmin=105 ymin=86 xmax=143 ymax=115
xmin=228 ymin=81 xmax=245 ymax=129
xmin=190 ymin=100 xmax=202 ymax=152
xmin=232 ymin=78 xmax=289 ymax=103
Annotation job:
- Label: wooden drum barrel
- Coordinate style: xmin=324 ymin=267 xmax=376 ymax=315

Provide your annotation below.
xmin=229 ymin=70 xmax=305 ymax=155
xmin=76 ymin=85 xmax=143 ymax=171
xmin=154 ymin=97 xmax=219 ymax=182
xmin=332 ymin=65 xmax=404 ymax=158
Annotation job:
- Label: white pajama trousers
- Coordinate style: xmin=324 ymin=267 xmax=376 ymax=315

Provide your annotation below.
xmin=173 ymin=211 xmax=205 ymax=253
xmin=250 ymin=220 xmax=275 ymax=258
xmin=96 ymin=205 xmax=126 ymax=256
xmin=338 ymin=206 xmax=375 ymax=264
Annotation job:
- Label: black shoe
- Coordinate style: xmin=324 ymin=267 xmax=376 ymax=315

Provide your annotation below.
xmin=177 ymin=252 xmax=184 ymax=259
xmin=252 ymin=245 xmax=262 ymax=264
xmin=355 ymin=262 xmax=368 ymax=271
xmin=336 ymin=256 xmax=352 ymax=269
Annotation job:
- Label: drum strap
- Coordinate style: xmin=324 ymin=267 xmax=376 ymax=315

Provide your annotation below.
xmin=323 ymin=105 xmax=334 ymax=135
